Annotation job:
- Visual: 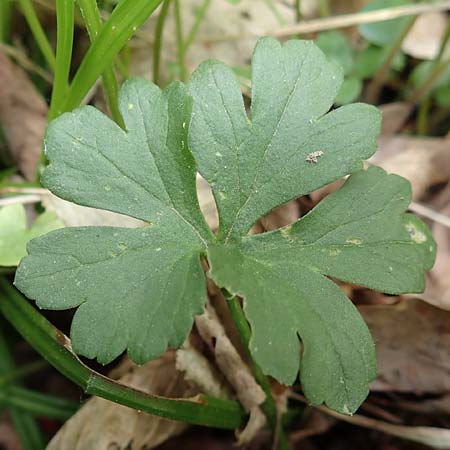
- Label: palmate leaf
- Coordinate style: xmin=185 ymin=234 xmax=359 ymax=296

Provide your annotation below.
xmin=14 ymin=37 xmax=435 ymax=415
xmin=208 ymin=167 xmax=435 ymax=413
xmin=189 ymin=37 xmax=380 ymax=241
xmin=15 ymin=79 xmax=211 ymax=364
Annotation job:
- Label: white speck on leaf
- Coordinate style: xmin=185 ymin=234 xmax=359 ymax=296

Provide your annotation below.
xmin=305 ymin=151 xmax=324 ymax=163
xmin=346 ymin=238 xmax=362 ymax=245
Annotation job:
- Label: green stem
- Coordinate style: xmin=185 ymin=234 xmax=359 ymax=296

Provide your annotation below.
xmin=417 ymin=94 xmax=431 ymax=135
xmin=48 ymin=0 xmax=75 ymax=121
xmin=416 ymin=18 xmax=450 ymax=134
xmin=0 ymin=279 xmax=246 ymax=429
xmin=116 ymin=52 xmax=130 ymax=80
xmin=263 ymin=0 xmax=286 ymax=26
xmin=409 ymin=58 xmax=450 ymax=105
xmin=224 ymin=292 xmax=291 ymax=450
xmin=17 ymin=0 xmax=56 ymax=70
xmin=0 ymin=330 xmax=46 ymax=450
xmin=0 ymin=385 xmax=78 ymax=420
xmin=365 ymin=15 xmax=416 ymax=104
xmin=76 ymin=0 xmax=124 ymax=127
xmin=436 ymin=19 xmax=450 ymax=63
xmin=318 ymin=0 xmax=330 ymax=17
xmin=182 ymin=0 xmax=211 ymax=56
xmin=295 ymin=0 xmax=302 ymax=23
xmin=174 ymin=0 xmax=187 ymax=81
xmin=63 ymin=0 xmax=164 ymax=112
xmin=153 ymin=0 xmax=172 ymax=86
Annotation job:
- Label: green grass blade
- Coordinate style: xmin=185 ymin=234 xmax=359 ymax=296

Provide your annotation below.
xmin=77 ymin=0 xmax=124 ymax=127
xmin=49 ymin=0 xmax=75 ymax=120
xmin=0 ymin=385 xmax=78 ymax=420
xmin=0 ymin=330 xmax=46 ymax=450
xmin=17 ymin=0 xmax=56 ymax=70
xmin=0 ymin=0 xmax=13 ymax=42
xmin=64 ymin=0 xmax=164 ymax=112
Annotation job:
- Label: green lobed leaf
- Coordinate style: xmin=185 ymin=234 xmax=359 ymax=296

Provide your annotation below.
xmin=15 ymin=77 xmax=211 ymax=364
xmin=13 ymin=38 xmax=435 ymax=415
xmin=15 ymin=224 xmax=205 ymax=364
xmin=43 ymin=78 xmax=211 ymax=242
xmin=189 ymin=37 xmax=381 ymax=241
xmin=0 ymin=204 xmax=63 ymax=267
xmin=208 ymin=166 xmax=435 ymax=413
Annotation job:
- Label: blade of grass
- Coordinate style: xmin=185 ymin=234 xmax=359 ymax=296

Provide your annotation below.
xmin=8 ymin=410 xmax=45 ymax=450
xmin=0 ymin=360 xmax=48 ymax=386
xmin=63 ymin=0 xmax=164 ymax=112
xmin=77 ymin=0 xmax=124 ymax=127
xmin=295 ymin=0 xmax=301 ymax=22
xmin=48 ymin=0 xmax=75 ymax=121
xmin=153 ymin=0 xmax=172 ymax=85
xmin=116 ymin=52 xmax=130 ymax=80
xmin=0 ymin=385 xmax=78 ymax=420
xmin=0 ymin=279 xmax=246 ymax=429
xmin=0 ymin=0 xmax=13 ymax=42
xmin=0 ymin=330 xmax=46 ymax=450
xmin=17 ymin=0 xmax=56 ymax=70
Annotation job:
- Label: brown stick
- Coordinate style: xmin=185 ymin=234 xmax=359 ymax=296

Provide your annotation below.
xmin=204 ymin=1 xmax=450 ymax=41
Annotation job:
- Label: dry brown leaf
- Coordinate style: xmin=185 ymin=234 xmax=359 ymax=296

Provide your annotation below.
xmin=42 ymin=193 xmax=145 ymax=227
xmin=379 ymin=102 xmax=411 ymax=136
xmin=296 ymin=395 xmax=450 ymax=450
xmin=47 ymin=352 xmax=195 ymax=450
xmin=0 ymin=49 xmax=47 ymax=180
xmin=420 ymin=202 xmax=450 ymax=310
xmin=175 ymin=341 xmax=231 ymax=400
xmin=260 ymin=201 xmax=300 ymax=232
xmin=359 ymin=300 xmax=450 ymax=394
xmin=195 ymin=303 xmax=266 ymax=444
xmin=289 ymin=408 xmax=336 ymax=443
xmin=402 ymin=12 xmax=450 ymax=60
xmin=372 ymin=136 xmax=450 ymax=201
xmin=196 ymin=174 xmax=218 ymax=231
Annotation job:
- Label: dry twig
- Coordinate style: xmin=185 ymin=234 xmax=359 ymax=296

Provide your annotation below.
xmin=204 ymin=1 xmax=450 ymax=41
